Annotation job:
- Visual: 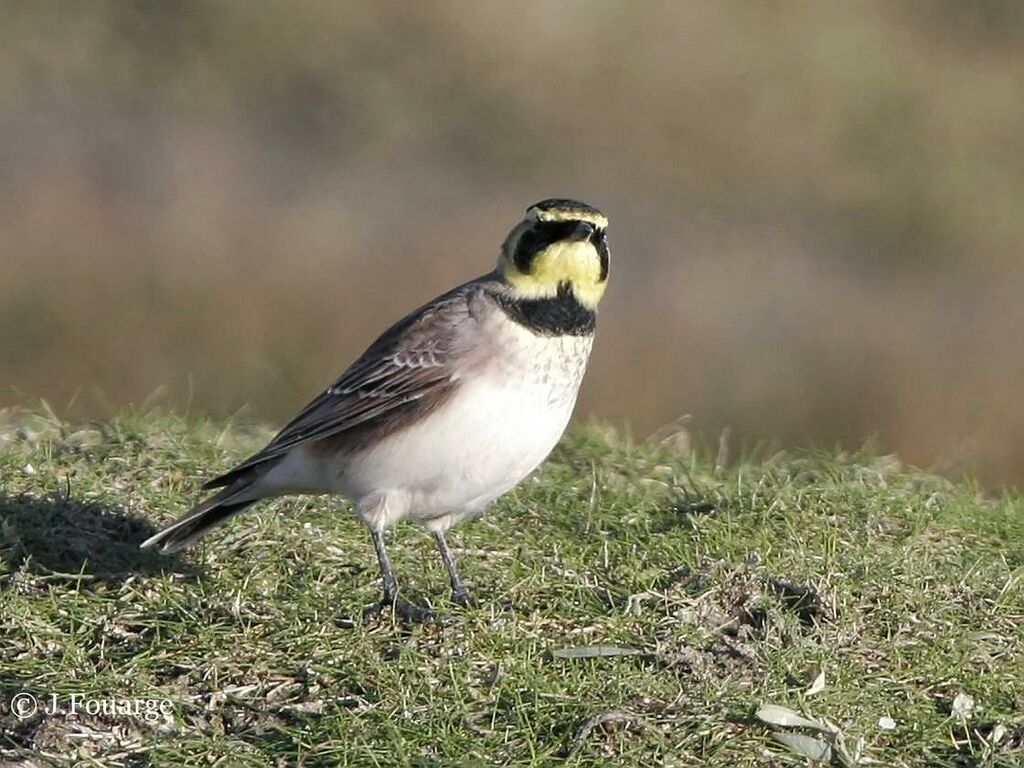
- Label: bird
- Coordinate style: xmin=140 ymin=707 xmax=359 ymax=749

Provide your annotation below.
xmin=141 ymin=198 xmax=611 ymax=621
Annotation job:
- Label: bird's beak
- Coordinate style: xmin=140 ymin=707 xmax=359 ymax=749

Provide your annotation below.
xmin=568 ymin=221 xmax=596 ymax=242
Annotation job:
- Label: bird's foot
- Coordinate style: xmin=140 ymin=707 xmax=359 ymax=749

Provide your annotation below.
xmin=364 ymin=594 xmax=435 ymax=623
xmin=391 ymin=596 xmax=435 ymax=622
xmin=451 ymin=587 xmax=473 ymax=608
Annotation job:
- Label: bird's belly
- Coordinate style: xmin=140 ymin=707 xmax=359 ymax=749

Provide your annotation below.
xmin=336 ymin=375 xmax=579 ymax=522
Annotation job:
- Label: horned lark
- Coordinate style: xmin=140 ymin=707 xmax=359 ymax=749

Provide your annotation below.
xmin=141 ymin=198 xmax=610 ymax=621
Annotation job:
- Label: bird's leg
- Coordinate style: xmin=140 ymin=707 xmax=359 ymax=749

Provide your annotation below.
xmin=433 ymin=530 xmax=471 ymax=607
xmin=368 ymin=528 xmax=433 ymax=622
xmin=371 ymin=527 xmax=400 ymax=604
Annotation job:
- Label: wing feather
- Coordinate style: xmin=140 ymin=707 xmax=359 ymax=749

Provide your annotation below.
xmin=203 ymin=277 xmax=490 ymax=488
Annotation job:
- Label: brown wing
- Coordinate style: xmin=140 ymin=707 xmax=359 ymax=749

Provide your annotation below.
xmin=204 ymin=276 xmax=492 ymax=489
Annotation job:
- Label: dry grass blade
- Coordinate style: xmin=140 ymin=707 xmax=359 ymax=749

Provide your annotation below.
xmin=552 ymin=645 xmax=645 ymax=659
xmin=755 ymin=703 xmax=829 ymax=731
xmin=772 ymin=731 xmax=833 ymax=762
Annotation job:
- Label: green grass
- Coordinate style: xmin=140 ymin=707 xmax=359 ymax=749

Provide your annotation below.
xmin=1 ymin=410 xmax=1022 ymax=766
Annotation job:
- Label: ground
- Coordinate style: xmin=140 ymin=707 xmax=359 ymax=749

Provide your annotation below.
xmin=0 ymin=409 xmax=1022 ymax=766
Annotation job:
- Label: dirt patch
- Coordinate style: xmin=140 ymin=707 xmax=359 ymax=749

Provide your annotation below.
xmin=767 ymin=578 xmax=836 ymax=625
xmin=645 ymin=562 xmax=836 ymax=680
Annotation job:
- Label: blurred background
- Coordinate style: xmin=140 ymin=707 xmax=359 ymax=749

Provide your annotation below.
xmin=2 ymin=2 xmax=1023 ymax=485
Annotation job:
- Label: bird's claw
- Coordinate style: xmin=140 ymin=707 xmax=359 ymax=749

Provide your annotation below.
xmin=365 ymin=595 xmax=435 ymax=623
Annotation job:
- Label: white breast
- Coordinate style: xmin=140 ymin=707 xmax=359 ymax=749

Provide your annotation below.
xmin=338 ymin=326 xmax=593 ymax=531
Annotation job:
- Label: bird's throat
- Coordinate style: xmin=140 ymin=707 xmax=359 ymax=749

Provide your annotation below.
xmin=493 ymin=281 xmax=596 ymax=337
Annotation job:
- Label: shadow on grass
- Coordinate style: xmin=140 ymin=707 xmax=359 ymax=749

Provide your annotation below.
xmin=0 ymin=492 xmax=199 ymax=584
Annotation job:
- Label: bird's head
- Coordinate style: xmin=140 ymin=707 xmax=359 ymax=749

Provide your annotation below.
xmin=498 ymin=198 xmax=610 ymax=309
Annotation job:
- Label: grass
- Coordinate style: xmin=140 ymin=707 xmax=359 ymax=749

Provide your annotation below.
xmin=0 ymin=409 xmax=1022 ymax=766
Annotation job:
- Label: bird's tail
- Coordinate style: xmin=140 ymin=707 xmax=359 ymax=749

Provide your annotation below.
xmin=140 ymin=485 xmax=259 ymax=554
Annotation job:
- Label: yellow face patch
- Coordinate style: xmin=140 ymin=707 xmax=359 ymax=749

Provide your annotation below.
xmin=503 ymin=240 xmax=608 ymax=308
